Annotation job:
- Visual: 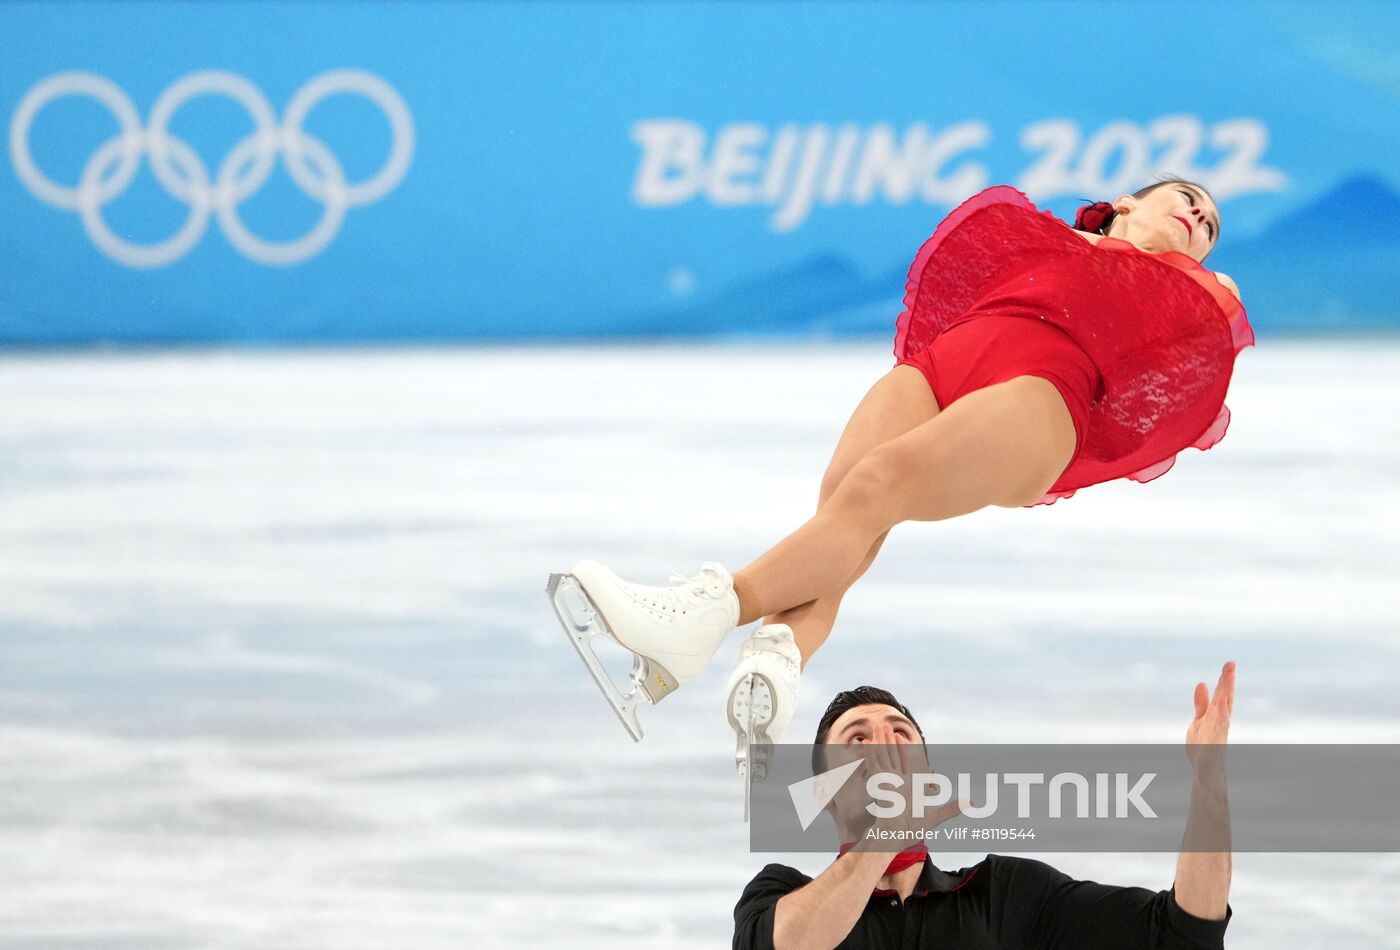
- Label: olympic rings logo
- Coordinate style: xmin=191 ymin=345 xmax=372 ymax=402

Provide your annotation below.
xmin=9 ymin=70 xmax=414 ymax=268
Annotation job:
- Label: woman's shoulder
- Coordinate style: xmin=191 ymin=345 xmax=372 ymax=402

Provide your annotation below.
xmin=1213 ymin=271 xmax=1242 ymax=301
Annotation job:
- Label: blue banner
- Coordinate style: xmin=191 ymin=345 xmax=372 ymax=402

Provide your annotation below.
xmin=2 ymin=1 xmax=1397 ymax=344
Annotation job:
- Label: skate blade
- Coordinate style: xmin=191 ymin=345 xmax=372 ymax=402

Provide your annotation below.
xmin=729 ymin=672 xmax=777 ymax=822
xmin=548 ymin=572 xmax=669 ymax=742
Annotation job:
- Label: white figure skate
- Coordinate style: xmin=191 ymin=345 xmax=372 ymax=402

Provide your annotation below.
xmin=546 ymin=560 xmax=740 ymax=741
xmin=725 ymin=623 xmax=802 ymax=820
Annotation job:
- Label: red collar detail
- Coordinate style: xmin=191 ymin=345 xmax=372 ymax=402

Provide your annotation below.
xmin=838 ymin=840 xmax=930 ymax=892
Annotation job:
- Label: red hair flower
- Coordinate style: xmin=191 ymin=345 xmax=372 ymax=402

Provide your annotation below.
xmin=1074 ymin=201 xmax=1116 ymax=233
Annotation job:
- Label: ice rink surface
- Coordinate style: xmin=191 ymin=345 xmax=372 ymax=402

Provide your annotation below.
xmin=2 ymin=338 xmax=1399 ymax=948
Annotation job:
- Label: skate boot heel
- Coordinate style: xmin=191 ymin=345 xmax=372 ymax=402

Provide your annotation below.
xmin=638 ymin=660 xmax=679 ymax=704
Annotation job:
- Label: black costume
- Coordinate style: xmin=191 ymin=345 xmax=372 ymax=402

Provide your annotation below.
xmin=733 ymin=853 xmax=1230 ymax=949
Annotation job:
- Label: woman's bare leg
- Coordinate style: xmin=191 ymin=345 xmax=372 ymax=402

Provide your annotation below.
xmin=760 ymin=365 xmax=938 ymax=666
xmin=765 ymin=530 xmax=887 ymax=668
xmin=732 ymin=374 xmax=1078 ymax=625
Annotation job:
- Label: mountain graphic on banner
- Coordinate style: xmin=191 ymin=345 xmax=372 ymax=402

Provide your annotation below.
xmin=1223 ymin=172 xmax=1400 ymax=331
xmin=1235 ymin=173 xmax=1400 ymax=251
xmin=625 ymin=252 xmax=900 ymax=338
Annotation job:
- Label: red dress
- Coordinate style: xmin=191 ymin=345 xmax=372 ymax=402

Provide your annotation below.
xmin=893 ymin=185 xmax=1254 ymax=506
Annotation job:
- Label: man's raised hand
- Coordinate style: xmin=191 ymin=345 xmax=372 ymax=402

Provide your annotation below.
xmin=1186 ymin=661 xmax=1235 ymax=777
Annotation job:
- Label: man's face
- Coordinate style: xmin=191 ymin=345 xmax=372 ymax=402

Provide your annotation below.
xmin=821 ymin=703 xmax=931 ymax=829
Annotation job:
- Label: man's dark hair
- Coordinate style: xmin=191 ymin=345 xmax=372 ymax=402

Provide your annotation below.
xmin=811 ymin=685 xmax=927 ymax=775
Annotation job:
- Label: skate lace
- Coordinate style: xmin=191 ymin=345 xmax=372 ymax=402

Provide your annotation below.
xmin=665 ymin=562 xmax=728 ymax=602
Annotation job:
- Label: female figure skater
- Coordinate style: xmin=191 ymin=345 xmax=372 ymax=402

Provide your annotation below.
xmin=560 ymin=178 xmax=1251 ymax=778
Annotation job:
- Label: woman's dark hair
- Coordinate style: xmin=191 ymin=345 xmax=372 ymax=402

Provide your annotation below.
xmin=811 ymin=685 xmax=927 ymax=775
xmin=1075 ymin=174 xmax=1219 ymax=259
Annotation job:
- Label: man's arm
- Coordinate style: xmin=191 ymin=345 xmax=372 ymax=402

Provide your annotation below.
xmin=1175 ymin=772 xmax=1231 ymax=918
xmin=769 ymin=850 xmax=890 ymax=950
xmin=991 ymin=855 xmax=1232 ymax=950
xmin=752 ymin=733 xmax=961 ymax=949
xmin=1174 ymin=661 xmax=1235 ymax=920
xmin=731 ymin=853 xmax=887 ymax=950
xmin=1004 ymin=664 xmax=1238 ymax=949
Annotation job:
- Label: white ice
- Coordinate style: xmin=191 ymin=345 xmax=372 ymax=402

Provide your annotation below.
xmin=1 ymin=339 xmax=1398 ymax=948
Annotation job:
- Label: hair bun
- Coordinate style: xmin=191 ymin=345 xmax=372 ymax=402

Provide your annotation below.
xmin=1074 ymin=201 xmax=1117 ymax=234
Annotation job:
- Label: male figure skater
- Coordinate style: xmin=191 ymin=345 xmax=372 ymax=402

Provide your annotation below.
xmin=734 ymin=663 xmax=1235 ymax=949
